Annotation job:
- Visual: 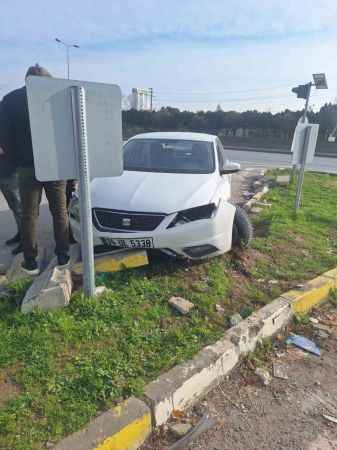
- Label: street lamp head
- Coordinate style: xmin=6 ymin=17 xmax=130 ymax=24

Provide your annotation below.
xmin=55 ymin=38 xmax=61 ymax=43
xmin=73 ymin=44 xmax=80 ymax=48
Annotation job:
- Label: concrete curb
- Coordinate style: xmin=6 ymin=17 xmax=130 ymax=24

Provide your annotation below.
xmin=53 ymin=267 xmax=337 ymax=449
xmin=53 ymin=397 xmax=151 ymax=450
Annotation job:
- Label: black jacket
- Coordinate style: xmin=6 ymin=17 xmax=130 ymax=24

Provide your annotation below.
xmin=0 ymin=101 xmax=16 ymax=177
xmin=0 ymin=86 xmax=34 ymax=168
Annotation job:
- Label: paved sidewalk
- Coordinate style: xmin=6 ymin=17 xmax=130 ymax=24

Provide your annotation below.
xmin=142 ymin=302 xmax=337 ymax=450
xmin=0 ymin=192 xmax=54 ymax=272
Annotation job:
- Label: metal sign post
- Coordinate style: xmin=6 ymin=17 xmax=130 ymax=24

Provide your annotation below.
xmin=70 ymin=86 xmax=95 ymax=297
xmin=294 ymin=126 xmax=310 ymax=211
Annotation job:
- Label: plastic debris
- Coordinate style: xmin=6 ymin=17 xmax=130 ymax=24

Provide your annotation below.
xmin=169 ymin=414 xmax=215 ymax=450
xmin=286 ymin=334 xmax=320 ymax=356
xmin=322 ymin=414 xmax=337 ymax=425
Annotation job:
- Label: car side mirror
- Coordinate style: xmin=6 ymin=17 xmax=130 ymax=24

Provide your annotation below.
xmin=220 ymin=162 xmax=241 ymax=175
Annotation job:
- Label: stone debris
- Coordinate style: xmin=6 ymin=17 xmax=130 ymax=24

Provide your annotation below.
xmin=268 ymin=279 xmax=279 ymax=285
xmin=95 ymin=286 xmax=111 ymax=296
xmin=273 ymin=363 xmax=288 ymax=380
xmin=255 ymin=368 xmax=272 ymax=386
xmin=230 ymin=313 xmax=243 ymax=327
xmin=309 ymin=317 xmax=319 ymax=324
xmin=169 ymin=423 xmax=193 ymax=438
xmin=215 ymin=304 xmax=225 ymax=314
xmin=168 ymin=296 xmax=195 ymax=315
xmin=250 ymin=207 xmax=263 ymax=214
xmin=312 ymin=323 xmax=331 ymax=334
xmin=276 ymin=175 xmax=290 ymax=186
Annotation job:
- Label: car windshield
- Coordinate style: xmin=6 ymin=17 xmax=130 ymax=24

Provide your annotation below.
xmin=123 ymin=138 xmax=215 ymax=174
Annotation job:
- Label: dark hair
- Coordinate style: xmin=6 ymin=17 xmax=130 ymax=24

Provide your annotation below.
xmin=25 ymin=64 xmax=52 ymax=78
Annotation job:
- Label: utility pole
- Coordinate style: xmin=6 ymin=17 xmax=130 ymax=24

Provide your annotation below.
xmin=55 ymin=38 xmax=80 ymax=79
xmin=149 ymin=88 xmax=153 ymax=111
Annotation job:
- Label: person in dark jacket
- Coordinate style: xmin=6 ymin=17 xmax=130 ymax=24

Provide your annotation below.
xmin=0 ymin=64 xmax=70 ymax=275
xmin=0 ymin=139 xmax=22 ymax=254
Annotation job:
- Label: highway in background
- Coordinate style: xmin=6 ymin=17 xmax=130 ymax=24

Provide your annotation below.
xmin=226 ymin=148 xmax=337 ymax=174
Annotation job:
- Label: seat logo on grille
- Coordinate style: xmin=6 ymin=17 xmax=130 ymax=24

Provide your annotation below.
xmin=122 ymin=217 xmax=131 ymax=227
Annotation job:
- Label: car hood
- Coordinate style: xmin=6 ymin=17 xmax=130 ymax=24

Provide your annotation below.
xmin=91 ymin=171 xmax=218 ymax=214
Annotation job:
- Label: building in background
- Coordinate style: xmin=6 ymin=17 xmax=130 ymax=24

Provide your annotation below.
xmin=130 ymin=88 xmax=152 ymax=111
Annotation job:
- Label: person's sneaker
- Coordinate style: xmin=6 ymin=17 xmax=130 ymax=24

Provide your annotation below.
xmin=12 ymin=243 xmax=23 ymax=256
xmin=21 ymin=258 xmax=39 ymax=276
xmin=6 ymin=233 xmax=21 ymax=246
xmin=57 ymin=253 xmax=70 ymax=268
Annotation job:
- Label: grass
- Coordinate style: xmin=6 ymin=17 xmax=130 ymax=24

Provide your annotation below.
xmin=1 ymin=171 xmax=337 ymax=449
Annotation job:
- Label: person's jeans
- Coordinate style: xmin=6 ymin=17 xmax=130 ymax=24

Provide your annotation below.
xmin=0 ymin=173 xmax=22 ymax=234
xmin=18 ymin=167 xmax=69 ymax=260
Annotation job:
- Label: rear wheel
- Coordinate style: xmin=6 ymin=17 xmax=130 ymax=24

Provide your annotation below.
xmin=232 ymin=206 xmax=253 ymax=248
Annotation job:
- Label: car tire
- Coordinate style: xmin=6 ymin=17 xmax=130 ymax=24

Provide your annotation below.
xmin=232 ymin=206 xmax=253 ymax=248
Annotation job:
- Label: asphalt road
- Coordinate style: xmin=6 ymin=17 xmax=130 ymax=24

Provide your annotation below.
xmin=226 ymin=148 xmax=337 ymax=174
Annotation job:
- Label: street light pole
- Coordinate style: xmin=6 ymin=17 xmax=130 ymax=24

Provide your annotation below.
xmin=54 ymin=38 xmax=79 ymax=79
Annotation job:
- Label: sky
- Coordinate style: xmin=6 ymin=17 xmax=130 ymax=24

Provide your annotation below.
xmin=1 ymin=0 xmax=337 ymax=112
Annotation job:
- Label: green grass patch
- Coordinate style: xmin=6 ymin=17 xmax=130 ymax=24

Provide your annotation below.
xmin=0 ymin=171 xmax=337 ymax=449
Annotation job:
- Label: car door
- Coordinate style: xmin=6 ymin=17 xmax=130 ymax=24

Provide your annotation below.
xmin=215 ymin=138 xmax=231 ymax=200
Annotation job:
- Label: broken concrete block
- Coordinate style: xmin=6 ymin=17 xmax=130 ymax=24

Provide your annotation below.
xmin=168 ymin=296 xmax=194 ymax=315
xmin=230 ymin=313 xmax=243 ymax=327
xmin=21 ymin=259 xmax=72 ymax=313
xmin=169 ymin=423 xmax=192 ymax=438
xmin=255 ymin=367 xmax=271 ymax=386
xmin=276 ymin=175 xmax=290 ymax=186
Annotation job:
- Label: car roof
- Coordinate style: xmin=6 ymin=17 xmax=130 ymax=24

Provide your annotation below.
xmin=128 ymin=132 xmax=217 ymax=142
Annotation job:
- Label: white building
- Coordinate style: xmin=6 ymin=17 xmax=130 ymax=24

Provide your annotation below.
xmin=130 ymin=88 xmax=152 ymax=111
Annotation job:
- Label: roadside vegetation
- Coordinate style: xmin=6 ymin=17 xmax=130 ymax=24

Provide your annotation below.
xmin=0 ymin=171 xmax=337 ymax=449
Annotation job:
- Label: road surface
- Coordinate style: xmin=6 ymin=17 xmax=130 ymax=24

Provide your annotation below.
xmin=226 ymin=148 xmax=337 ymax=174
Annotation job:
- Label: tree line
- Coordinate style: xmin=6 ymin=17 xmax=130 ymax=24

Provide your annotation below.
xmin=123 ymin=103 xmax=337 ymax=143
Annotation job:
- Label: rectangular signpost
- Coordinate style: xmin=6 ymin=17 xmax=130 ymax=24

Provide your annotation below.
xmin=26 ymin=76 xmax=123 ymax=297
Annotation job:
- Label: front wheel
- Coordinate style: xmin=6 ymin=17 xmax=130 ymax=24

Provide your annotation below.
xmin=232 ymin=206 xmax=253 ymax=248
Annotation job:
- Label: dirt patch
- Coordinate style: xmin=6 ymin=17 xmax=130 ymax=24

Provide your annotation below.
xmin=0 ymin=373 xmax=20 ymax=407
xmin=142 ymin=303 xmax=337 ymax=450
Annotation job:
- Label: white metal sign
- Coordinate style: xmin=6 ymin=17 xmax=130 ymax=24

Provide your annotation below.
xmin=26 ymin=76 xmax=123 ymax=182
xmin=292 ymin=123 xmax=319 ymax=166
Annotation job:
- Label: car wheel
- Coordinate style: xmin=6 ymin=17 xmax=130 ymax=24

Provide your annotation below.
xmin=232 ymin=206 xmax=253 ymax=248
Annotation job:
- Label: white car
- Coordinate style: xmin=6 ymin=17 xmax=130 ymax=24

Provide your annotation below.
xmin=70 ymin=132 xmax=252 ymax=260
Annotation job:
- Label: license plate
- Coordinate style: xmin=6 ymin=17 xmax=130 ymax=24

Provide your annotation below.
xmin=101 ymin=237 xmax=154 ymax=249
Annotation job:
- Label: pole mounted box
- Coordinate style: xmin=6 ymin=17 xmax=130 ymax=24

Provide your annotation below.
xmin=26 ymin=76 xmax=123 ymax=182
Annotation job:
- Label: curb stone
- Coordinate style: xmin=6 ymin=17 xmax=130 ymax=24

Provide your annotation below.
xmin=53 ymin=397 xmax=151 ymax=450
xmin=53 ymin=267 xmax=337 ymax=449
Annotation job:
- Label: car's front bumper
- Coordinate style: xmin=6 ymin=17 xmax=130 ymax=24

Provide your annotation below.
xmin=70 ymin=202 xmax=236 ymax=260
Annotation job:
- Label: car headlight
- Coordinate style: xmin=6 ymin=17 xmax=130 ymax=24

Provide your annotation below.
xmin=168 ymin=203 xmax=217 ymax=228
xmin=69 ymin=196 xmax=80 ymax=222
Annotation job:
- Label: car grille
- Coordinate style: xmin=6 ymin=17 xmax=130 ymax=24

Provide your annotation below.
xmin=93 ymin=208 xmax=166 ymax=232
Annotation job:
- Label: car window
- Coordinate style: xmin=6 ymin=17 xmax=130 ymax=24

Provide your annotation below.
xmin=124 ymin=139 xmax=215 ymax=174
